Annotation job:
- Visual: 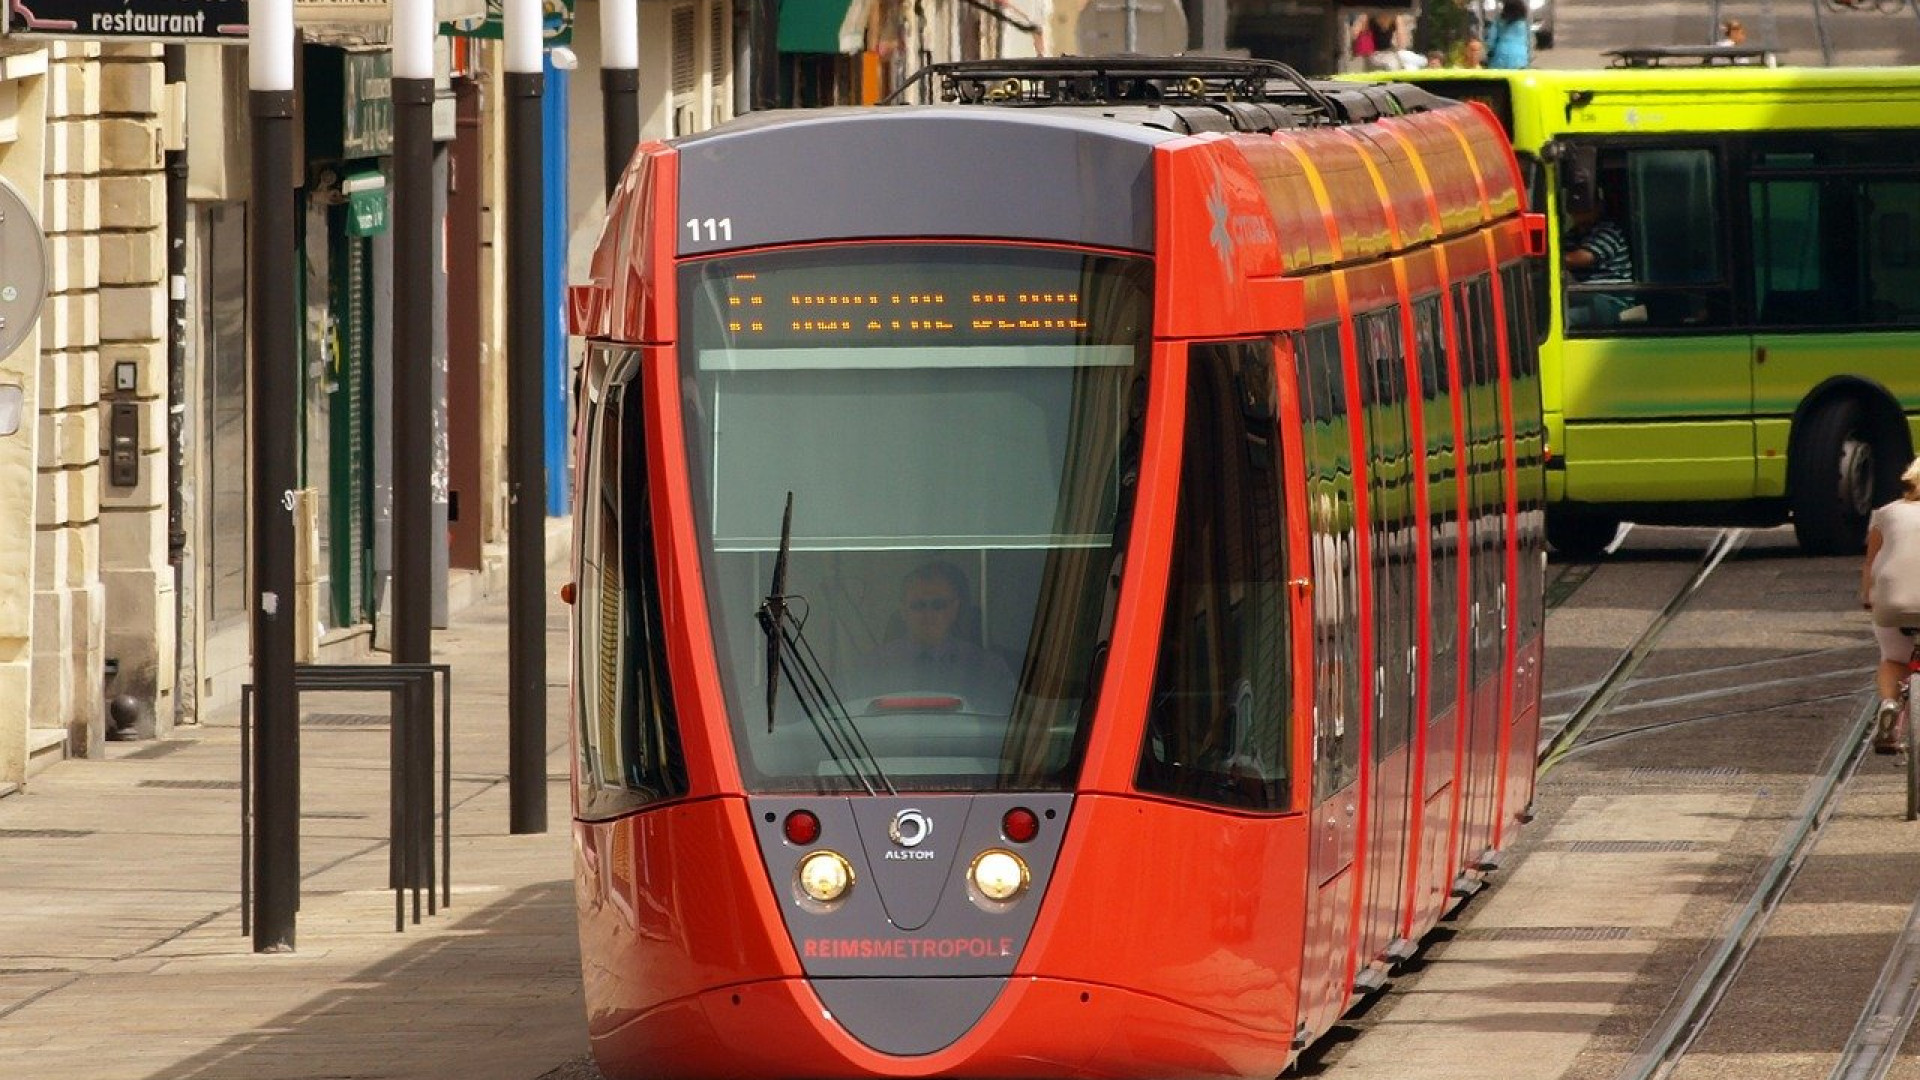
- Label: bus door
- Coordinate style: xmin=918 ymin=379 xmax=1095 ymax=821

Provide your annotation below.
xmin=1293 ymin=323 xmax=1364 ymax=1045
xmin=1355 ymin=307 xmax=1418 ymax=979
xmin=1553 ymin=140 xmax=1752 ymax=507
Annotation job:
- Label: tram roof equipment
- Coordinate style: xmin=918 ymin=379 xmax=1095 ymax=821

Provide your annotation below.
xmin=1605 ymin=45 xmax=1783 ymax=67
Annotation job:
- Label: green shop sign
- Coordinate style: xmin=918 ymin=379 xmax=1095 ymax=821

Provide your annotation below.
xmin=344 ymin=172 xmax=388 ymax=237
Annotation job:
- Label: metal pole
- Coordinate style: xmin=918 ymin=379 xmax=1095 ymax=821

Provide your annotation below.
xmin=505 ymin=0 xmax=549 ymax=834
xmin=249 ymin=0 xmax=300 ymax=954
xmin=164 ymin=45 xmax=187 ymax=726
xmin=392 ymin=0 xmax=435 ymax=674
xmin=601 ymin=0 xmax=640 ymax=197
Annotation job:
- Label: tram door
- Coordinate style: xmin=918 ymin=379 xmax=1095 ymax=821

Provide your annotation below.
xmin=1411 ymin=294 xmax=1464 ymax=931
xmin=1293 ymin=324 xmax=1364 ymax=1043
xmin=1356 ymin=308 xmax=1418 ymax=974
xmin=1454 ymin=275 xmax=1506 ymax=874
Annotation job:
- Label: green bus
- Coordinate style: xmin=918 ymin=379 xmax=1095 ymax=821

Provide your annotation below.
xmin=1352 ymin=63 xmax=1920 ymax=555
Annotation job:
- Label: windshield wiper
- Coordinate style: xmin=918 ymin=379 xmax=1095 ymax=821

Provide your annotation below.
xmin=755 ymin=495 xmax=894 ymax=795
xmin=759 ymin=493 xmax=794 ymax=734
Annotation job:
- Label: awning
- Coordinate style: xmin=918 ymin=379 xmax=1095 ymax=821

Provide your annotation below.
xmin=777 ymin=0 xmax=873 ymax=54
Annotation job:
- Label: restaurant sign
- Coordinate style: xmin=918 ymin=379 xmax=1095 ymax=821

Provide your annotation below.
xmin=6 ymin=0 xmax=488 ymax=40
xmin=6 ymin=0 xmax=247 ymax=40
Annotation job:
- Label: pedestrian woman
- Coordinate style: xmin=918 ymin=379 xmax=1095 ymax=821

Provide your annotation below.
xmin=1485 ymin=0 xmax=1532 ymax=70
xmin=1352 ymin=14 xmax=1402 ymax=71
xmin=1862 ymin=457 xmax=1920 ymax=752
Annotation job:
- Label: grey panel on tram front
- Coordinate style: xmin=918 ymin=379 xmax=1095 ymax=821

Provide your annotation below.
xmin=674 ymin=108 xmax=1174 ymax=256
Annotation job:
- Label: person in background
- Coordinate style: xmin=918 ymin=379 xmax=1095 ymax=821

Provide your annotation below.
xmin=1485 ymin=0 xmax=1532 ymax=69
xmin=1717 ymin=19 xmax=1746 ymax=46
xmin=1353 ymin=13 xmax=1403 ymax=71
xmin=1461 ymin=37 xmax=1487 ymax=68
xmin=1861 ymin=458 xmax=1920 ymax=753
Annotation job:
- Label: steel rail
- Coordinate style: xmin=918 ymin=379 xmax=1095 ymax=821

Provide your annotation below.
xmin=1545 ymin=525 xmax=1633 ymax=613
xmin=1612 ymin=697 xmax=1876 ymax=1080
xmin=1830 ymin=876 xmax=1920 ymax=1080
xmin=1812 ymin=0 xmax=1838 ymax=64
xmin=1541 ymin=644 xmax=1865 ymax=707
xmin=1548 ymin=689 xmax=1860 ymax=761
xmin=1537 ymin=529 xmax=1745 ymax=776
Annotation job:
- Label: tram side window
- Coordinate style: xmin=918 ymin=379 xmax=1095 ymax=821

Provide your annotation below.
xmin=1500 ymin=262 xmax=1548 ymax=645
xmin=1294 ymin=324 xmax=1361 ymax=803
xmin=1561 ymin=145 xmax=1731 ymax=333
xmin=1413 ymin=295 xmax=1459 ymax=720
xmin=1454 ymin=276 xmax=1505 ymax=668
xmin=1356 ymin=307 xmax=1416 ymax=763
xmin=1137 ymin=340 xmax=1291 ymax=812
xmin=573 ymin=353 xmax=688 ymax=819
xmin=1749 ymin=144 xmax=1920 ymax=327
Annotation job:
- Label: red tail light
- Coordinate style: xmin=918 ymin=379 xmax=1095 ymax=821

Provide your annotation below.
xmin=1001 ymin=807 xmax=1039 ymax=844
xmin=784 ymin=810 xmax=821 ymax=846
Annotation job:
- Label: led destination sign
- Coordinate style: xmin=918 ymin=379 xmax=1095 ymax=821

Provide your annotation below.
xmin=685 ymin=247 xmax=1152 ymax=354
xmin=725 ymin=279 xmax=1089 ymax=338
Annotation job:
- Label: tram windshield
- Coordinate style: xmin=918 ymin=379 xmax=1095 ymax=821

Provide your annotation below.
xmin=679 ymin=244 xmax=1153 ymax=793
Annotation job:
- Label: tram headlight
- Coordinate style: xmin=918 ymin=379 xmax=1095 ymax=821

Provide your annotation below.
xmin=969 ymin=849 xmax=1029 ymax=903
xmin=798 ymin=850 xmax=854 ymax=903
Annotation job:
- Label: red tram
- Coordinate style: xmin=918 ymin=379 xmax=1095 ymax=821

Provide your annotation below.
xmin=564 ymin=57 xmax=1547 ymax=1080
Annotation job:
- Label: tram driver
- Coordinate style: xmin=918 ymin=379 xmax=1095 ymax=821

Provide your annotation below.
xmin=853 ymin=560 xmax=1016 ymax=714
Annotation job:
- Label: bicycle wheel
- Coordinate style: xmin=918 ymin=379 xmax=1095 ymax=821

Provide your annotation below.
xmin=1907 ymin=671 xmax=1919 ymax=821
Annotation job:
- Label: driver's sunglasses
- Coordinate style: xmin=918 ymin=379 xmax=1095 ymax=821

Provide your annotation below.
xmin=908 ymin=597 xmax=955 ymax=613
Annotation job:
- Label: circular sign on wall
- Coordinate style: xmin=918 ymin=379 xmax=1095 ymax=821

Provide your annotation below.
xmin=0 ymin=174 xmax=48 ymax=362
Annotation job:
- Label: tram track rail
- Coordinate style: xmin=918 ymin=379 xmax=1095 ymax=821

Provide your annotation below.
xmin=1537 ymin=528 xmax=1747 ymax=775
xmin=1612 ymin=696 xmax=1877 ymax=1080
xmin=1529 ymin=527 xmax=1915 ymax=1080
xmin=1832 ymin=887 xmax=1920 ymax=1080
xmin=1808 ymin=0 xmax=1920 ymax=64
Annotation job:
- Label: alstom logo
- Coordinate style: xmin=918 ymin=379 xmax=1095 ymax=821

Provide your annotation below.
xmin=889 ymin=808 xmax=932 ymax=848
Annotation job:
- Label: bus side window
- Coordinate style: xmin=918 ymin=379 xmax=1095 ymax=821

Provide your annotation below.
xmin=1562 ymin=146 xmax=1732 ymax=333
xmin=1624 ymin=148 xmax=1731 ymax=329
xmin=1752 ymin=169 xmax=1920 ymax=328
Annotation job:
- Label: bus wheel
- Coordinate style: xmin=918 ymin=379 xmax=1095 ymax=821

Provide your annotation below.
xmin=1546 ymin=513 xmax=1620 ymax=558
xmin=1791 ymin=399 xmax=1880 ymax=556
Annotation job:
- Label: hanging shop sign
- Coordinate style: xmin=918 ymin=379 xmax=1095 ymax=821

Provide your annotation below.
xmin=6 ymin=0 xmax=248 ymax=40
xmin=442 ymin=0 xmax=573 ymax=47
xmin=341 ymin=49 xmax=394 ymax=158
xmin=0 ymin=176 xmax=48 ymax=364
xmin=344 ymin=172 xmax=389 ymax=237
xmin=297 ymin=0 xmax=486 ymax=29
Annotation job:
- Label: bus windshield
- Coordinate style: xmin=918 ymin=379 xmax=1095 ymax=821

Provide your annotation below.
xmin=678 ymin=244 xmax=1153 ymax=793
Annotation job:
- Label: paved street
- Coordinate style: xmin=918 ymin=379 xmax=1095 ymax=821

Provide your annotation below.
xmin=0 ymin=527 xmax=589 ymax=1080
xmin=1534 ymin=0 xmax=1920 ymax=68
